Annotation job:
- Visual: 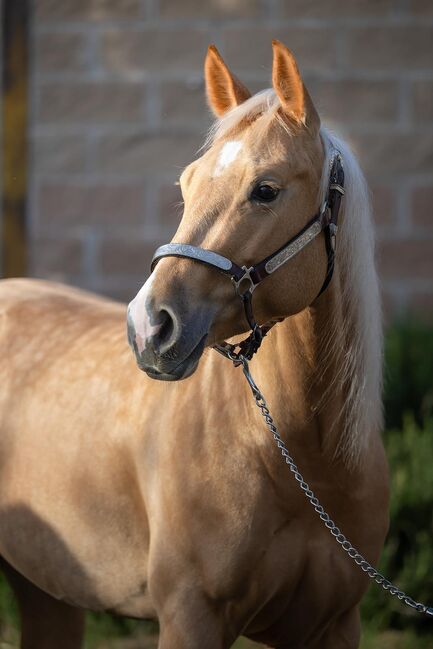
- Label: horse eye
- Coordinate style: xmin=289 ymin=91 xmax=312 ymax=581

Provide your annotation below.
xmin=251 ymin=184 xmax=279 ymax=203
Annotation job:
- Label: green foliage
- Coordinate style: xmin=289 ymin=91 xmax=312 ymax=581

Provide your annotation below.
xmin=360 ymin=628 xmax=433 ymax=649
xmin=85 ymin=614 xmax=155 ymax=647
xmin=0 ymin=577 xmax=18 ymax=644
xmin=384 ymin=321 xmax=433 ymax=428
xmin=361 ymin=417 xmax=433 ymax=633
xmin=362 ymin=321 xmax=433 ymax=636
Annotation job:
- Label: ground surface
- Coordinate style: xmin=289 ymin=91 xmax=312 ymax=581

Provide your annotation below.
xmin=2 ymin=626 xmax=433 ymax=649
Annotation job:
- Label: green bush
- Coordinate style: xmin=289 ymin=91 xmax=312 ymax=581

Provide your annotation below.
xmin=362 ymin=417 xmax=433 ymax=634
xmin=361 ymin=321 xmax=433 ymax=633
xmin=384 ymin=322 xmax=433 ymax=429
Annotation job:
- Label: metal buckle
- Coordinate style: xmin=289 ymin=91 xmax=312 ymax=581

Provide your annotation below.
xmin=231 ymin=266 xmax=257 ymax=297
xmin=330 ymin=183 xmax=345 ymax=196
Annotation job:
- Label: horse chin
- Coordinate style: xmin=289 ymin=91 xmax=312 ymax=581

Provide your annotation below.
xmin=140 ymin=360 xmax=198 ymax=382
xmin=137 ymin=334 xmax=207 ymax=382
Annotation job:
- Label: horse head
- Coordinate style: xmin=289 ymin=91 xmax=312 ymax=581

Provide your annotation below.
xmin=128 ymin=41 xmax=328 ymax=380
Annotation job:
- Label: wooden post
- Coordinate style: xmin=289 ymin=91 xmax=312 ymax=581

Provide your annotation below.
xmin=1 ymin=0 xmax=29 ymax=277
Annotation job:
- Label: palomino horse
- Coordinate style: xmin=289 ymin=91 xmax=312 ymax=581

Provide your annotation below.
xmin=0 ymin=41 xmax=388 ymax=648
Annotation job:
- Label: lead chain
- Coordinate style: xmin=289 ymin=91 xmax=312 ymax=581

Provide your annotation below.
xmin=240 ymin=358 xmax=433 ymax=618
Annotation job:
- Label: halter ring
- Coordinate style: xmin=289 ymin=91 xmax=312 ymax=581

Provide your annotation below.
xmin=231 ymin=267 xmax=258 ymax=297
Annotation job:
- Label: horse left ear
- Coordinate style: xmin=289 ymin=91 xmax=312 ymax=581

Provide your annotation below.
xmin=271 ymin=40 xmax=320 ymax=134
xmin=204 ymin=45 xmax=251 ymax=117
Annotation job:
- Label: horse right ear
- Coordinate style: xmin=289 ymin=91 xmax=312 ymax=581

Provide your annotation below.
xmin=204 ymin=45 xmax=251 ymax=117
xmin=271 ymin=40 xmax=320 ymax=135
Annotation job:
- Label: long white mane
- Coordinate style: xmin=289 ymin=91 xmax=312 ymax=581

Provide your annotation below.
xmin=209 ymin=90 xmax=383 ymax=465
xmin=319 ymin=128 xmax=383 ymax=464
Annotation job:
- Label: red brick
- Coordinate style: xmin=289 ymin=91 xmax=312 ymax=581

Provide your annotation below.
xmin=412 ymin=80 xmax=433 ymax=122
xmin=91 ymin=279 xmax=145 ymax=304
xmin=31 ymin=238 xmax=83 ymax=275
xmin=377 ymin=239 xmax=433 ymax=280
xmin=223 ymin=27 xmax=336 ymax=73
xmin=160 ymin=81 xmax=210 ymax=128
xmin=349 ymin=133 xmax=433 ymax=176
xmin=36 ymin=0 xmax=141 ymax=21
xmin=160 ymin=0 xmax=263 ymax=18
xmin=381 ymin=288 xmax=402 ymax=327
xmin=407 ymin=292 xmax=433 ymax=322
xmin=313 ymin=79 xmax=398 ymax=124
xmin=36 ymin=33 xmax=88 ymax=73
xmin=38 ymin=83 xmax=145 ymax=123
xmin=345 ymin=26 xmax=433 ymax=71
xmin=280 ymin=0 xmax=397 ymax=17
xmin=98 ymin=238 xmax=159 ymax=275
xmin=28 ymin=0 xmax=433 ymax=318
xmin=33 ymin=135 xmax=88 ymax=173
xmin=102 ymin=29 xmax=210 ymax=75
xmin=411 ymin=186 xmax=433 ymax=229
xmin=408 ymin=0 xmax=433 ymax=15
xmin=370 ymin=185 xmax=397 ymax=226
xmin=95 ymin=134 xmax=200 ymax=174
xmin=37 ymin=183 xmax=145 ymax=228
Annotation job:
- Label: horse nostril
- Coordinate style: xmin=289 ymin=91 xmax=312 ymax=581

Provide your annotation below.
xmin=158 ymin=309 xmax=173 ymax=342
xmin=157 ymin=307 xmax=178 ymax=354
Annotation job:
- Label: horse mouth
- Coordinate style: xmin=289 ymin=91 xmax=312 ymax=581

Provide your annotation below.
xmin=137 ymin=333 xmax=208 ymax=381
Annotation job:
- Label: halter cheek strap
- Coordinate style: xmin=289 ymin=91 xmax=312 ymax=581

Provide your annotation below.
xmin=151 ymin=154 xmax=345 ymax=365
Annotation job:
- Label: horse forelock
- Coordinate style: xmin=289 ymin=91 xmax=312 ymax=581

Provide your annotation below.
xmin=205 ymin=88 xmax=280 ymax=148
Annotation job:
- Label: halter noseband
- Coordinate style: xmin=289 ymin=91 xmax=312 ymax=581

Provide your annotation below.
xmin=151 ymin=154 xmax=344 ymax=366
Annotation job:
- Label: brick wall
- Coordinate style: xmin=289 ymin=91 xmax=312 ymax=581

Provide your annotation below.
xmin=30 ymin=0 xmax=433 ymax=320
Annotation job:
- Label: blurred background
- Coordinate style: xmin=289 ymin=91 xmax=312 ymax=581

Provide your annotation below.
xmin=1 ymin=1 xmax=433 ymax=648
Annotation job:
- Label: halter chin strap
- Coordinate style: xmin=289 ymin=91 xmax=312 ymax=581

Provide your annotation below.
xmin=151 ymin=153 xmax=345 ymax=365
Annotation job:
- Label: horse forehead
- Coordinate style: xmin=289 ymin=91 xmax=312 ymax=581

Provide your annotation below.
xmin=211 ymin=140 xmax=244 ymax=178
xmin=209 ymin=128 xmax=290 ymax=176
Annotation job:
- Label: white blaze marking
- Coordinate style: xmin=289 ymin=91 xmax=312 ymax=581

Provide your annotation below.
xmin=128 ymin=271 xmax=162 ymax=354
xmin=213 ymin=140 xmax=242 ymax=177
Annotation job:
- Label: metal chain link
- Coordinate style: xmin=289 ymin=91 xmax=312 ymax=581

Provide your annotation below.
xmin=240 ymin=357 xmax=433 ymax=618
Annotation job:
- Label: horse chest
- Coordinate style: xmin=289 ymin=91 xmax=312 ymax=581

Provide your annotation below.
xmin=150 ymin=448 xmax=372 ymax=637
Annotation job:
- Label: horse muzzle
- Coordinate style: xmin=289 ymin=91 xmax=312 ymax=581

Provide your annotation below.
xmin=127 ymin=298 xmax=209 ymax=381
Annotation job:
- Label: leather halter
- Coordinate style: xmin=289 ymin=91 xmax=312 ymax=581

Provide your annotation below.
xmin=151 ymin=154 xmax=345 ymax=365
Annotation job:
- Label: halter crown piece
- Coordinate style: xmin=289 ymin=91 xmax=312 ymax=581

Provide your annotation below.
xmin=152 ymin=152 xmax=345 ymax=365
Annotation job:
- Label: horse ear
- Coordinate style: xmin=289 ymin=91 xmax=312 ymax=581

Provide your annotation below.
xmin=205 ymin=45 xmax=251 ymax=117
xmin=271 ymin=40 xmax=320 ymax=134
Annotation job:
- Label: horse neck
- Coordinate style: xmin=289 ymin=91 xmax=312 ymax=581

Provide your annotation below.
xmin=253 ymin=272 xmax=361 ymax=468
